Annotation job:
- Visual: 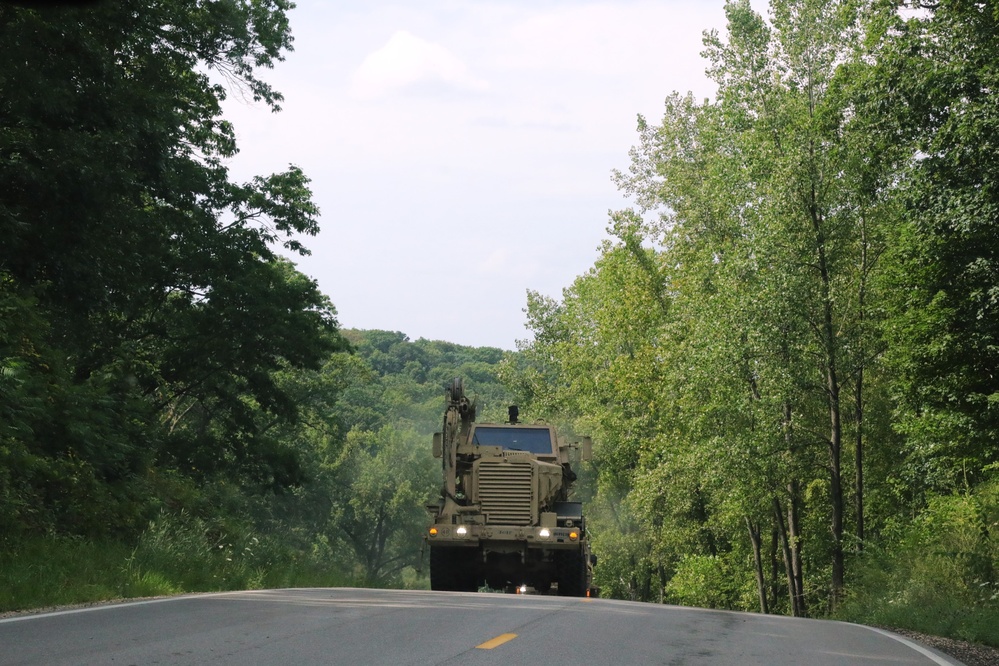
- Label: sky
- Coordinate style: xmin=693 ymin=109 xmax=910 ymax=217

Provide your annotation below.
xmin=220 ymin=0 xmax=764 ymax=350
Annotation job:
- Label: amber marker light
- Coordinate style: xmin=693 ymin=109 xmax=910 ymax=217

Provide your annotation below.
xmin=429 ymin=527 xmax=438 ymax=537
xmin=569 ymin=531 xmax=579 ymax=541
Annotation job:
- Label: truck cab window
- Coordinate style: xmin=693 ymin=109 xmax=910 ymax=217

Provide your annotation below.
xmin=471 ymin=426 xmax=554 ymax=455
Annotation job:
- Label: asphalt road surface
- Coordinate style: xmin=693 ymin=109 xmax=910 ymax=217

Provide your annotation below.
xmin=0 ymin=588 xmax=965 ymax=665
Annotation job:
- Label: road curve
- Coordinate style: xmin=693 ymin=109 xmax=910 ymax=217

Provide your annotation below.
xmin=0 ymin=588 xmax=965 ymax=665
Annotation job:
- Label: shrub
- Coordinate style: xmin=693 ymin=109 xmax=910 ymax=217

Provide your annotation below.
xmin=666 ymin=553 xmax=749 ymax=610
xmin=837 ymin=480 xmax=999 ymax=646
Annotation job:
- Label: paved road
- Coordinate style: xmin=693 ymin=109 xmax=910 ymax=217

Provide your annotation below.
xmin=0 ymin=588 xmax=964 ymax=665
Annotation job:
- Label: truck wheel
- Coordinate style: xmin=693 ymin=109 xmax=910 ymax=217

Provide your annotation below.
xmin=453 ymin=549 xmax=480 ymax=592
xmin=556 ymin=550 xmax=587 ymax=597
xmin=430 ymin=547 xmax=478 ymax=592
xmin=430 ymin=547 xmax=459 ymax=591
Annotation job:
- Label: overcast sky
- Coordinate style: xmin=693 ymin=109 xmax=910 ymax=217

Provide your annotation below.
xmin=221 ymin=0 xmax=764 ymax=350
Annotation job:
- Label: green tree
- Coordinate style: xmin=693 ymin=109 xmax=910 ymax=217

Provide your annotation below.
xmin=315 ymin=330 xmax=514 ymax=585
xmin=869 ymin=0 xmax=999 ymax=488
xmin=617 ymin=0 xmax=891 ymax=608
xmin=326 ymin=427 xmax=437 ymax=586
xmin=515 ymin=0 xmax=900 ymax=614
xmin=511 ymin=240 xmax=673 ymax=601
xmin=0 ymin=0 xmax=342 ymax=535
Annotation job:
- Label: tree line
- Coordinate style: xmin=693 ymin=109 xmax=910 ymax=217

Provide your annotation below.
xmin=505 ymin=0 xmax=999 ymax=642
xmin=1 ymin=0 xmax=343 ymax=542
xmin=0 ymin=0 xmax=513 ymax=603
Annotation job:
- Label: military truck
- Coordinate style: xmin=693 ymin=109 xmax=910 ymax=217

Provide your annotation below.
xmin=425 ymin=378 xmax=594 ymax=596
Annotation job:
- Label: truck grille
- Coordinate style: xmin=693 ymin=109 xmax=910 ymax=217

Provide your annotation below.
xmin=477 ymin=461 xmax=533 ymax=525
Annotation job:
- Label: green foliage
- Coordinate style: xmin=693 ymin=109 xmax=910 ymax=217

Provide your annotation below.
xmin=0 ymin=538 xmax=139 ymax=611
xmin=666 ymin=554 xmax=751 ymax=611
xmin=343 ymin=330 xmax=510 ymax=424
xmin=128 ymin=510 xmax=347 ymax=592
xmin=0 ymin=326 xmax=514 ymax=610
xmin=0 ymin=274 xmax=160 ymax=538
xmin=510 ymin=0 xmax=999 ymax=645
xmin=514 ymin=0 xmax=887 ymax=613
xmin=0 ymin=0 xmax=389 ymax=611
xmin=871 ymin=0 xmax=999 ymax=486
xmin=587 ymin=491 xmax=661 ymax=601
xmin=0 ymin=521 xmax=351 ymax=613
xmin=837 ymin=481 xmax=999 ymax=646
xmin=0 ymin=0 xmax=345 ymax=542
xmin=326 ymin=427 xmax=437 ymax=585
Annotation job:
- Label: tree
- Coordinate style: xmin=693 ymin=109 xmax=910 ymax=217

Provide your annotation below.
xmin=511 ymin=238 xmax=675 ymax=601
xmin=631 ymin=0 xmax=887 ymax=608
xmin=0 ymin=0 xmax=343 ymax=534
xmin=869 ymin=0 xmax=999 ymax=488
xmin=326 ymin=427 xmax=437 ymax=585
xmin=515 ymin=0 xmax=896 ymax=612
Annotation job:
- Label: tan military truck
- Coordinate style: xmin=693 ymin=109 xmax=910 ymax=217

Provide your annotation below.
xmin=425 ymin=378 xmax=595 ymax=595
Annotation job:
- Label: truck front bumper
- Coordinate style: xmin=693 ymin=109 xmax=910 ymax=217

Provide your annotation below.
xmin=425 ymin=523 xmax=583 ymax=549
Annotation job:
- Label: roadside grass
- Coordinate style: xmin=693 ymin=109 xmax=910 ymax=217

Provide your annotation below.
xmin=837 ymin=566 xmax=999 ymax=647
xmin=835 ymin=482 xmax=999 ymax=647
xmin=0 ymin=515 xmax=354 ymax=614
xmin=0 ymin=537 xmax=137 ymax=611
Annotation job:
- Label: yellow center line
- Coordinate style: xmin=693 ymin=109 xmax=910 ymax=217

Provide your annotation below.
xmin=476 ymin=633 xmax=518 ymax=650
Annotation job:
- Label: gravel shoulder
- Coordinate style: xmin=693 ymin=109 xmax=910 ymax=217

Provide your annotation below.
xmin=0 ymin=596 xmax=175 ymax=621
xmin=878 ymin=626 xmax=999 ymax=666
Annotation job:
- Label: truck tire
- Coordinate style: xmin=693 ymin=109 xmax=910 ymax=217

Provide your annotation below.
xmin=556 ymin=549 xmax=587 ymax=597
xmin=430 ymin=547 xmax=478 ymax=592
xmin=430 ymin=547 xmax=454 ymax=591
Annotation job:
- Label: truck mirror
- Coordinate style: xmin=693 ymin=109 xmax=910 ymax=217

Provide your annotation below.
xmin=580 ymin=437 xmax=593 ymax=462
xmin=432 ymin=433 xmax=442 ymax=459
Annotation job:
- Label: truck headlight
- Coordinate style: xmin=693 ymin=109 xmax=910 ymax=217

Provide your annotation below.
xmin=456 ymin=526 xmax=468 ymax=536
xmin=539 ymin=528 xmax=551 ymax=539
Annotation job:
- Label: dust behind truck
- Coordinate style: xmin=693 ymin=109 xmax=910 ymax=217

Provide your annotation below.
xmin=425 ymin=378 xmax=595 ymax=596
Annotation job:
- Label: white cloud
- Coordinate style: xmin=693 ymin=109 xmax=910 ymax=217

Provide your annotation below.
xmin=478 ymin=247 xmax=508 ymax=274
xmin=349 ymin=30 xmax=489 ymax=100
xmin=222 ymin=1 xmax=772 ymax=348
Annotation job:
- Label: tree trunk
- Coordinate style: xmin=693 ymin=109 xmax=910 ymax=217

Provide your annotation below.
xmin=772 ymin=497 xmax=801 ymax=617
xmin=810 ymin=191 xmax=845 ymax=608
xmin=780 ymin=404 xmax=808 ymax=617
xmin=855 ymin=217 xmax=869 ymax=553
xmin=787 ymin=480 xmax=807 ymax=617
xmin=828 ymin=387 xmax=845 ymax=608
xmin=770 ymin=527 xmax=781 ymax=613
xmin=855 ymin=368 xmax=865 ymax=553
xmin=746 ymin=517 xmax=769 ymax=614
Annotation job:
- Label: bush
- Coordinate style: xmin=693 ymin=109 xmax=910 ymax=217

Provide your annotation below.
xmin=666 ymin=553 xmax=750 ymax=610
xmin=837 ymin=480 xmax=999 ymax=646
xmin=0 ymin=512 xmax=353 ymax=612
xmin=130 ymin=510 xmax=350 ymax=592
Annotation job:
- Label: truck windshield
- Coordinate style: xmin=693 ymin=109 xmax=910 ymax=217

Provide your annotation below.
xmin=472 ymin=426 xmax=554 ymax=455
